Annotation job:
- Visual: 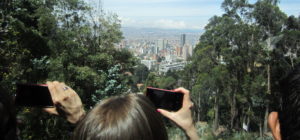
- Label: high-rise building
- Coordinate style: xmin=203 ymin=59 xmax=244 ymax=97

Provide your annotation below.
xmin=175 ymin=46 xmax=182 ymax=57
xmin=157 ymin=39 xmax=167 ymax=51
xmin=152 ymin=45 xmax=159 ymax=54
xmin=157 ymin=39 xmax=163 ymax=51
xmin=183 ymin=44 xmax=194 ymax=60
xmin=180 ymin=34 xmax=186 ymax=47
xmin=164 ymin=40 xmax=168 ymax=50
xmin=189 ymin=45 xmax=194 ymax=57
xmin=182 ymin=44 xmax=188 ymax=60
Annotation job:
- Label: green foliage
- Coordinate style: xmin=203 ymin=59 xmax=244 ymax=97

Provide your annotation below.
xmin=230 ymin=132 xmax=262 ymax=140
xmin=92 ymin=64 xmax=129 ymax=103
xmin=145 ymin=72 xmax=160 ymax=88
xmin=167 ymin=122 xmax=273 ymax=140
xmin=144 ymin=70 xmax=179 ymax=90
xmin=130 ymin=62 xmax=150 ymax=92
xmin=132 ymin=63 xmax=149 ymax=84
xmin=0 ymin=0 xmax=136 ymax=139
xmin=158 ymin=76 xmax=177 ymax=89
xmin=1 ymin=0 xmax=299 ymax=139
xmin=180 ymin=0 xmax=300 ymax=137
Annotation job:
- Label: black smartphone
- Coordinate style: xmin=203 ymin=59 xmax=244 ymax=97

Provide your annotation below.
xmin=15 ymin=83 xmax=54 ymax=107
xmin=146 ymin=87 xmax=183 ymax=111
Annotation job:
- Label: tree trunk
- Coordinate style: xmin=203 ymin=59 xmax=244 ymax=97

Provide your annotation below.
xmin=242 ymin=114 xmax=250 ymax=131
xmin=259 ymin=121 xmax=263 ymax=138
xmin=234 ymin=111 xmax=240 ymax=130
xmin=213 ymin=90 xmax=219 ymax=132
xmin=263 ymin=104 xmax=269 ymax=133
xmin=289 ymin=51 xmax=294 ymax=68
xmin=267 ymin=64 xmax=271 ymax=95
xmin=247 ymin=116 xmax=250 ymax=131
xmin=197 ymin=91 xmax=201 ymax=121
xmin=246 ymin=107 xmax=251 ymax=130
xmin=230 ymin=92 xmax=237 ymax=129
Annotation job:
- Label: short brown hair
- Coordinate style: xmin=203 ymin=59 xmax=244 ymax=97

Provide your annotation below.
xmin=72 ymin=94 xmax=168 ymax=140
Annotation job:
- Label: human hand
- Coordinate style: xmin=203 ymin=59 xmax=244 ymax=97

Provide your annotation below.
xmin=157 ymin=87 xmax=199 ymax=140
xmin=44 ymin=81 xmax=85 ymax=124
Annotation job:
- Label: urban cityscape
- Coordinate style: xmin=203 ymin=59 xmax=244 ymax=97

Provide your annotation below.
xmin=117 ymin=27 xmax=201 ymax=74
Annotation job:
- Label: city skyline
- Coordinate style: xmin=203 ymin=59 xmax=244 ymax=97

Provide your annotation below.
xmin=88 ymin=0 xmax=300 ymax=30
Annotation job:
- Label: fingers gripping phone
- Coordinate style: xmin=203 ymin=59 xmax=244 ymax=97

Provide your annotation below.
xmin=15 ymin=83 xmax=54 ymax=107
xmin=146 ymin=87 xmax=183 ymax=111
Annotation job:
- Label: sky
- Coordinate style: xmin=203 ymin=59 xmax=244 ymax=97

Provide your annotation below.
xmin=88 ymin=0 xmax=300 ymax=30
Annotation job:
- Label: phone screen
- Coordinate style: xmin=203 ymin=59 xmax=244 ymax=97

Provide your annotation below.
xmin=146 ymin=87 xmax=183 ymax=111
xmin=15 ymin=84 xmax=53 ymax=107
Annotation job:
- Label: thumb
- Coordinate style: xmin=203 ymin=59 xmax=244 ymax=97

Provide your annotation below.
xmin=157 ymin=108 xmax=174 ymax=119
xmin=44 ymin=108 xmax=59 ymax=115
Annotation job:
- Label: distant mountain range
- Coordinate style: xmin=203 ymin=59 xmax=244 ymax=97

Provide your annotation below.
xmin=121 ymin=27 xmax=204 ymax=43
xmin=121 ymin=27 xmax=204 ymax=34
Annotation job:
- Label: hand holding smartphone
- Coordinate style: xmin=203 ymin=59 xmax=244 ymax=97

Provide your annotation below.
xmin=15 ymin=83 xmax=54 ymax=107
xmin=153 ymin=87 xmax=199 ymax=140
xmin=16 ymin=82 xmax=85 ymax=124
xmin=146 ymin=87 xmax=183 ymax=111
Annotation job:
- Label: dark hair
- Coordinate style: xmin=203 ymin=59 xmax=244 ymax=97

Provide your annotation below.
xmin=0 ymin=87 xmax=17 ymax=140
xmin=279 ymin=64 xmax=300 ymax=139
xmin=72 ymin=94 xmax=168 ymax=140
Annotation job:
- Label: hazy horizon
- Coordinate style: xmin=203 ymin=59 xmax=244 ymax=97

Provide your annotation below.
xmin=86 ymin=0 xmax=300 ymax=30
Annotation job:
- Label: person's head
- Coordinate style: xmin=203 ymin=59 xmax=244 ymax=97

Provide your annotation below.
xmin=0 ymin=88 xmax=17 ymax=140
xmin=269 ymin=64 xmax=300 ymax=140
xmin=73 ymin=94 xmax=168 ymax=140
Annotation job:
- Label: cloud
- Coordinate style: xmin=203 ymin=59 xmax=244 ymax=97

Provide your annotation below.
xmin=105 ymin=5 xmax=222 ymax=17
xmin=102 ymin=0 xmax=185 ymax=5
xmin=89 ymin=0 xmax=300 ymax=30
xmin=101 ymin=0 xmax=220 ymax=5
xmin=119 ymin=17 xmax=137 ymax=25
xmin=153 ymin=19 xmax=187 ymax=29
xmin=119 ymin=17 xmax=201 ymax=30
xmin=151 ymin=19 xmax=204 ymax=29
xmin=89 ymin=0 xmax=224 ymax=30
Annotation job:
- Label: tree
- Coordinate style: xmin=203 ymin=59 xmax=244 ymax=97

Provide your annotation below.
xmin=0 ymin=0 xmax=136 ymax=139
xmin=181 ymin=0 xmax=292 ymax=137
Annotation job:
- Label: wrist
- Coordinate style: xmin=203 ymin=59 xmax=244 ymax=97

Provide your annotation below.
xmin=68 ymin=107 xmax=86 ymax=124
xmin=184 ymin=125 xmax=199 ymax=140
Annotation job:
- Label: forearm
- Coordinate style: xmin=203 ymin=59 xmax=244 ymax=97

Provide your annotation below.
xmin=67 ymin=107 xmax=86 ymax=124
xmin=184 ymin=125 xmax=200 ymax=140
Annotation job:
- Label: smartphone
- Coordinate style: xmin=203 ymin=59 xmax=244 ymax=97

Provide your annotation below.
xmin=146 ymin=87 xmax=183 ymax=111
xmin=15 ymin=83 xmax=54 ymax=107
